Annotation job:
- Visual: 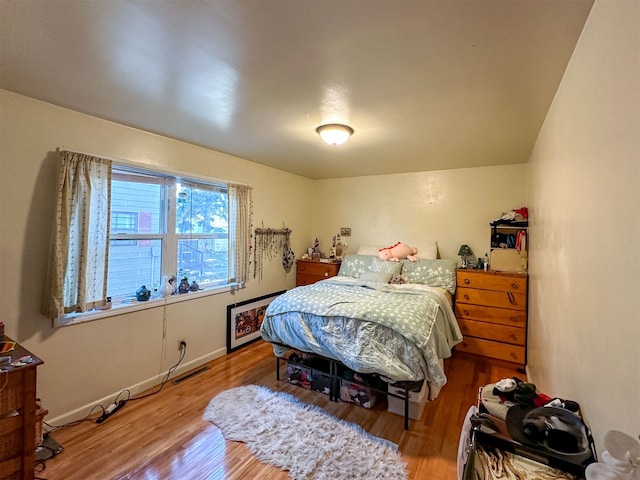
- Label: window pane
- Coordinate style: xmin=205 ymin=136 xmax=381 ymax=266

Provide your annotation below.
xmin=176 ymin=184 xmax=228 ymax=234
xmin=107 ymin=239 xmax=162 ymax=298
xmin=177 ymin=237 xmax=228 ymax=286
xmin=111 ymin=179 xmax=163 ymax=234
xmin=111 ymin=211 xmax=137 ymax=232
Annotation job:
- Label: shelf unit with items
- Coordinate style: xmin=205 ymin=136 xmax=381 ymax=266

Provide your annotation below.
xmin=489 ymin=221 xmax=528 ymax=273
xmin=490 ymin=221 xmax=528 ymax=252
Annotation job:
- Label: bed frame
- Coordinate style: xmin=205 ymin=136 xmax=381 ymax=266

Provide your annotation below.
xmin=272 ymin=343 xmax=423 ymax=430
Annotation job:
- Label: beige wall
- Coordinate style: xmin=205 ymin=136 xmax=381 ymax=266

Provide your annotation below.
xmin=0 ymin=89 xmax=530 ymax=424
xmin=0 ymin=90 xmax=313 ymax=421
xmin=527 ymin=0 xmax=640 ymax=451
xmin=312 ymin=165 xmax=528 ymax=262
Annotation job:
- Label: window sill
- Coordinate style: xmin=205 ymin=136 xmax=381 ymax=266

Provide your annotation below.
xmin=55 ymin=283 xmax=244 ymax=327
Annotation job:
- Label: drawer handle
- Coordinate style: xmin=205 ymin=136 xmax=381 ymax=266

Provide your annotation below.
xmin=464 ymin=294 xmax=470 ymax=301
xmin=512 ymin=283 xmax=518 ymax=290
xmin=324 ymin=272 xmax=329 ymax=277
xmin=507 ymin=292 xmax=517 ymax=305
xmin=510 ymin=334 xmax=517 ymax=341
xmin=463 ymin=310 xmax=470 ymax=316
xmin=464 ymin=278 xmax=470 ymax=284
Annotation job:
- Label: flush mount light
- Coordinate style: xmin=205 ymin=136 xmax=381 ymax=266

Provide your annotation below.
xmin=316 ymin=123 xmax=354 ymax=145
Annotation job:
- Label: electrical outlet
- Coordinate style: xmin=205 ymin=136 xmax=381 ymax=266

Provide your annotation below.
xmin=178 ymin=339 xmax=187 ymax=350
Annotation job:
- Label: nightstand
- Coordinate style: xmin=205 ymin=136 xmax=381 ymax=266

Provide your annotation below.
xmin=295 ymin=259 xmax=341 ymax=286
xmin=455 ymin=269 xmax=527 ymax=365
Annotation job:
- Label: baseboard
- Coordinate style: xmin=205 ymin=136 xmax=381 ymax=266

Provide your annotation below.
xmin=525 ymin=363 xmax=534 ymax=383
xmin=46 ymin=347 xmax=226 ymax=427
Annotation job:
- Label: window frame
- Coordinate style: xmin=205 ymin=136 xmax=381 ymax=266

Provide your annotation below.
xmin=56 ymin=163 xmax=243 ymax=327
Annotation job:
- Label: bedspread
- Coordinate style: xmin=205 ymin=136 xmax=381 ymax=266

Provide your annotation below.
xmin=260 ymin=277 xmax=462 ymax=388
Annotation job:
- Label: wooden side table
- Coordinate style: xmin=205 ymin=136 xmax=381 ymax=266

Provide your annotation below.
xmin=295 ymin=259 xmax=341 ymax=286
xmin=0 ymin=337 xmax=44 ymax=480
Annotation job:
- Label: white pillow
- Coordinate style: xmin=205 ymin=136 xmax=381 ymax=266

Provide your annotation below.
xmin=414 ymin=241 xmax=438 ymax=259
xmin=356 ymin=244 xmax=383 ymax=256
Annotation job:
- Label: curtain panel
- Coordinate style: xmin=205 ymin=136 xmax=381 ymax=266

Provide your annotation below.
xmin=228 ymin=183 xmax=253 ymax=285
xmin=42 ymin=151 xmax=112 ymax=321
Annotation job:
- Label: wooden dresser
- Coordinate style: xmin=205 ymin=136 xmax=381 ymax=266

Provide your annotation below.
xmin=455 ymin=269 xmax=527 ymax=365
xmin=295 ymin=259 xmax=341 ymax=286
xmin=0 ymin=337 xmax=43 ymax=480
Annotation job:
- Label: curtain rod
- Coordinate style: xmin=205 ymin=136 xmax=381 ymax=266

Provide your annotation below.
xmin=57 ymin=147 xmax=249 ymax=187
xmin=58 ymin=147 xmax=126 ymax=165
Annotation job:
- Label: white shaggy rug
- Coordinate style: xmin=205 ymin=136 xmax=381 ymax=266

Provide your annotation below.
xmin=203 ymin=385 xmax=408 ymax=480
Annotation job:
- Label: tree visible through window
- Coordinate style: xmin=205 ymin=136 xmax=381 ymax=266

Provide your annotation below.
xmin=175 ymin=182 xmax=229 ymax=288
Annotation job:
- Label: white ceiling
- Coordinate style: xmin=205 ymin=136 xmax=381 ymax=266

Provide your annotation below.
xmin=0 ymin=1 xmax=593 ymax=179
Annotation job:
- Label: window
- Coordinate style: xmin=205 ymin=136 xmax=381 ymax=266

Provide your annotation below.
xmin=175 ymin=181 xmax=229 ymax=289
xmin=43 ymin=150 xmax=252 ymax=324
xmin=107 ymin=167 xmax=230 ymax=302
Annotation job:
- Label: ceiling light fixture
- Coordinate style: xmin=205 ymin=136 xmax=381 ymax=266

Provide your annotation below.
xmin=316 ymin=123 xmax=354 ymax=145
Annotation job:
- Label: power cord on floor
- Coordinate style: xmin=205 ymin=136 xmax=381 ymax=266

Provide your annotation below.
xmin=43 ymin=404 xmax=106 ymax=433
xmin=117 ymin=341 xmax=186 ymax=403
xmin=95 ymin=341 xmax=187 ymax=422
xmin=43 ymin=342 xmax=186 ymax=432
xmin=36 ymin=342 xmax=187 ymax=479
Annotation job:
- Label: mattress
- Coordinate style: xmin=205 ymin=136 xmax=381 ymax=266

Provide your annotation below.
xmin=260 ymin=276 xmax=463 ymax=389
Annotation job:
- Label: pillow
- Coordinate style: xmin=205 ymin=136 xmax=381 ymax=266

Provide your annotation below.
xmin=338 ymin=254 xmax=375 ymax=278
xmin=401 ymin=258 xmax=457 ymax=293
xmin=359 ymin=271 xmax=393 ymax=283
xmin=369 ymin=257 xmax=403 ymax=275
xmin=414 ymin=240 xmax=438 ymax=259
xmin=356 ymin=244 xmax=383 ymax=256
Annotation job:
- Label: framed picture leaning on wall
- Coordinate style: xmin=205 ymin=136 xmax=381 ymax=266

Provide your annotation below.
xmin=226 ymin=291 xmax=286 ymax=353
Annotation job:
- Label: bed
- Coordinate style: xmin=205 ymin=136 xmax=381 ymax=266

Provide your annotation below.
xmin=260 ymin=253 xmax=463 ymax=409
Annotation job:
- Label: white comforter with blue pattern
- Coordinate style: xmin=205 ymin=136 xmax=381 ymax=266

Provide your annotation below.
xmin=260 ymin=276 xmax=463 ymax=390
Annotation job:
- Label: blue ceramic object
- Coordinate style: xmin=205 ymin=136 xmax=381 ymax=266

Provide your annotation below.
xmin=136 ymin=285 xmax=151 ymax=301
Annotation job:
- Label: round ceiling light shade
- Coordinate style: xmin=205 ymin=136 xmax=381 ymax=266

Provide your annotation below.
xmin=316 ymin=123 xmax=354 ymax=145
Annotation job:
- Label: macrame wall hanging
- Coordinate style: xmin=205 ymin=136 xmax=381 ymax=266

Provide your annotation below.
xmin=253 ymin=225 xmax=294 ymax=280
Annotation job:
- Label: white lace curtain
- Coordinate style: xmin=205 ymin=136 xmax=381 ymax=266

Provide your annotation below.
xmin=42 ymin=151 xmax=112 ymax=320
xmin=228 ymin=183 xmax=253 ymax=285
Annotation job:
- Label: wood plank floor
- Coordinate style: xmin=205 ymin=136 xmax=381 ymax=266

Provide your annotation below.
xmin=40 ymin=341 xmax=522 ymax=480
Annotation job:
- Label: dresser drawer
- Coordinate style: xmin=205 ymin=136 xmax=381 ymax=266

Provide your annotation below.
xmin=456 ymin=270 xmax=526 ymax=294
xmin=456 ymin=337 xmax=525 ymax=364
xmin=296 ymin=262 xmax=338 ymax=278
xmin=455 ymin=304 xmax=526 ymax=327
xmin=0 ymin=457 xmax=22 ymax=480
xmin=456 ymin=287 xmax=526 ymax=310
xmin=457 ymin=319 xmax=525 ymax=346
xmin=0 ymin=414 xmax=22 ymax=463
xmin=296 ymin=274 xmax=325 ymax=286
xmin=0 ymin=374 xmax=24 ymax=414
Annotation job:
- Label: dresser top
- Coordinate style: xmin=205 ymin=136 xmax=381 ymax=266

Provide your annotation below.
xmin=456 ymin=268 xmax=527 ymax=278
xmin=296 ymin=258 xmax=341 ymax=265
xmin=1 ymin=336 xmax=44 ymax=372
